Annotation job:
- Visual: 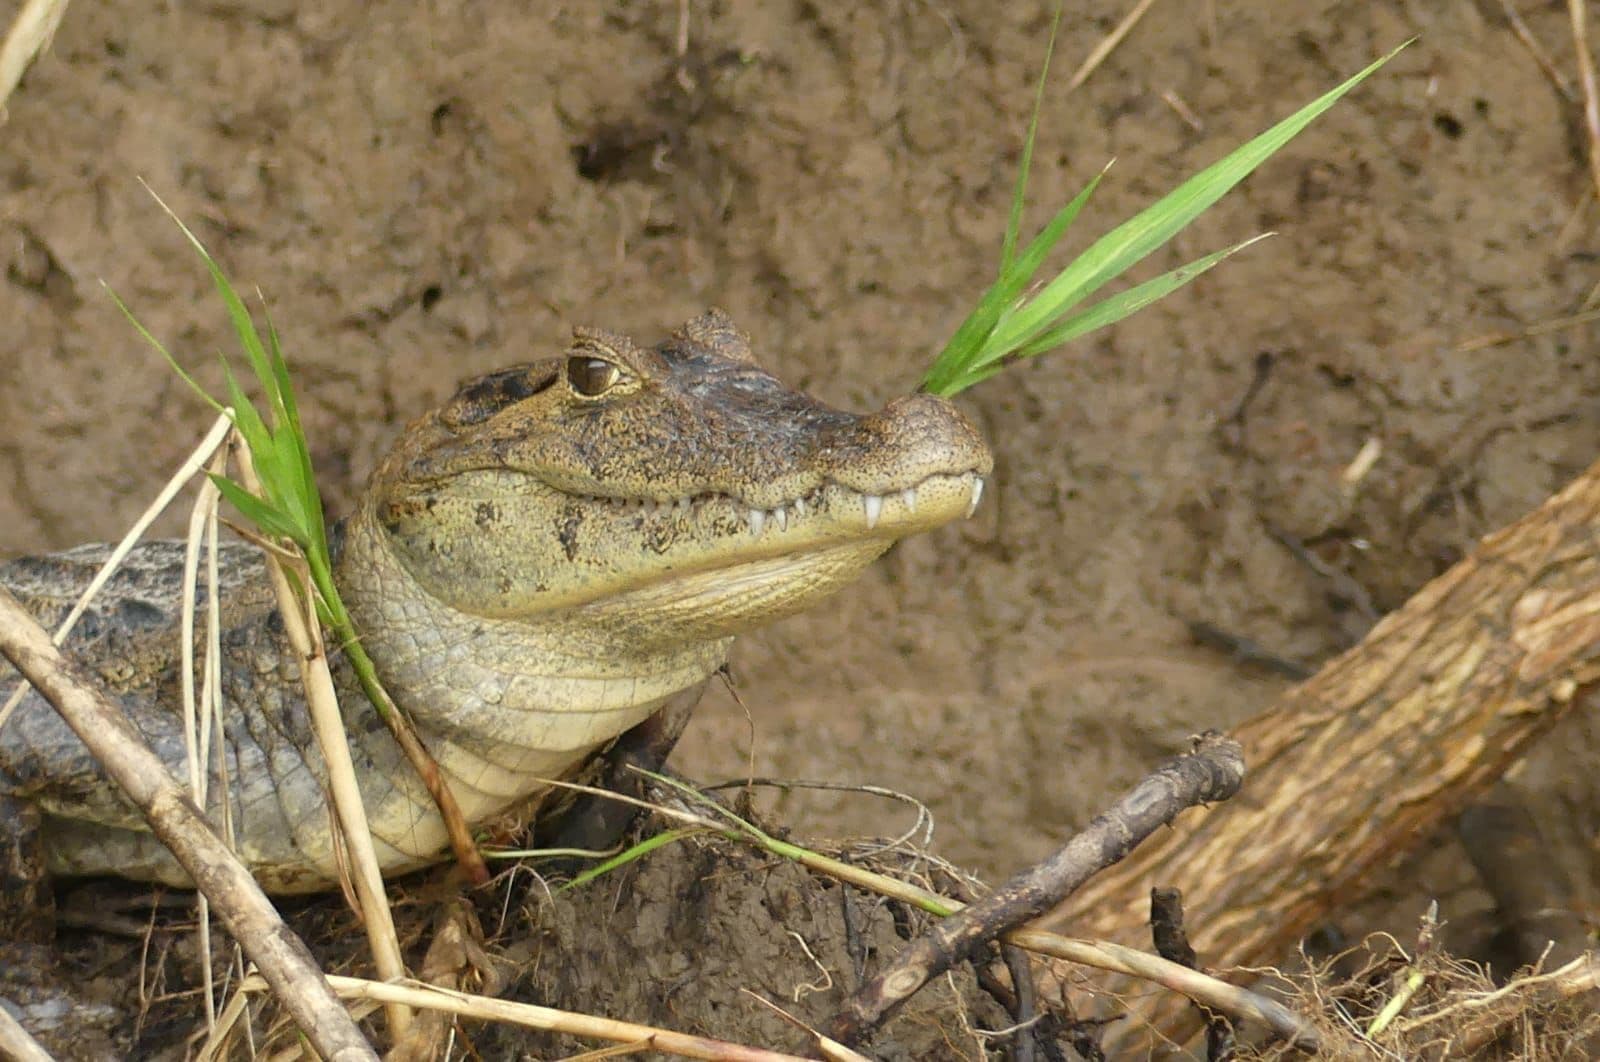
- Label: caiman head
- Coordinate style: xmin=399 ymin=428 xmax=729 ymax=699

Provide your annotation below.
xmin=359 ymin=310 xmax=991 ymax=650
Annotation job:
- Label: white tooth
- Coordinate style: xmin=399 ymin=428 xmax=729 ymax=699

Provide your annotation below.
xmin=864 ymin=494 xmax=883 ymax=530
xmin=678 ymin=497 xmax=691 ymax=512
xmin=773 ymin=506 xmax=788 ymax=531
xmin=901 ymin=487 xmax=918 ymax=513
xmin=792 ymin=497 xmax=806 ymax=516
xmin=749 ymin=508 xmax=765 ymax=536
xmin=966 ymin=476 xmax=984 ymax=518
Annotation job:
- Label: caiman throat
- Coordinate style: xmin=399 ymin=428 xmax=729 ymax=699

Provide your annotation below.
xmin=0 ymin=310 xmax=991 ymax=892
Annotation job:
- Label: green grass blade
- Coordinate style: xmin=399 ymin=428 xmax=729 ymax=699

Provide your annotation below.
xmin=104 ymin=285 xmax=227 ymax=417
xmin=1000 ymin=2 xmax=1064 ymax=272
xmin=935 ymin=361 xmax=1006 ymax=396
xmin=263 ymin=307 xmax=306 ymax=437
xmin=263 ymin=307 xmax=327 ymax=551
xmin=270 ymin=427 xmax=316 ymax=544
xmin=265 ymin=311 xmax=295 ymax=416
xmin=219 ymin=360 xmax=274 ymax=466
xmin=305 ymin=554 xmax=349 ymax=630
xmin=140 ymin=183 xmax=275 ymax=383
xmin=557 ymin=827 xmax=705 ymax=892
xmin=1016 ymin=233 xmax=1274 ymax=359
xmin=1007 ymin=164 xmax=1109 ymax=294
xmin=928 ymin=236 xmax=1268 ymax=394
xmin=141 ymin=195 xmax=324 ymax=559
xmin=923 ymin=169 xmax=1106 ymax=394
xmin=979 ymin=42 xmax=1407 ymax=364
xmin=209 ymin=475 xmax=300 ymax=542
xmin=634 ymin=768 xmax=777 ymax=843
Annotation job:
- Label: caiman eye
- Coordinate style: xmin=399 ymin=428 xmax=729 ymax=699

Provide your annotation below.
xmin=566 ymin=356 xmax=621 ymax=397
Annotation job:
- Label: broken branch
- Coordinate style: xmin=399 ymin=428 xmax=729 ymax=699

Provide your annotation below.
xmin=829 ymin=731 xmax=1245 ymax=1044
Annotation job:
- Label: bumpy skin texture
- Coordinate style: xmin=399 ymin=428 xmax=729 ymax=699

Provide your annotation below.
xmin=0 ymin=311 xmax=990 ymax=893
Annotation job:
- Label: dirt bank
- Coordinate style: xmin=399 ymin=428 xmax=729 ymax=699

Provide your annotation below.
xmin=2 ymin=0 xmax=1597 ymax=1054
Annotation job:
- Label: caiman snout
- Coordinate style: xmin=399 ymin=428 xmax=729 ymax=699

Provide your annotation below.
xmin=821 ymin=392 xmax=993 ymax=500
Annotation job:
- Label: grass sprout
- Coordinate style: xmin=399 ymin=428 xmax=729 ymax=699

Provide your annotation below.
xmin=105 ymin=197 xmax=336 ymax=631
xmin=108 ymin=187 xmax=490 ymax=894
xmin=921 ymin=40 xmax=1411 ymax=396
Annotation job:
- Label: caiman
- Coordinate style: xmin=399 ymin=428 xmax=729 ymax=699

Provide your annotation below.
xmin=0 ymin=310 xmax=990 ymax=897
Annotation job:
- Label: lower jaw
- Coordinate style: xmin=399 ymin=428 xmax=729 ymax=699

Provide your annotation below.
xmin=567 ymin=540 xmax=892 ymax=649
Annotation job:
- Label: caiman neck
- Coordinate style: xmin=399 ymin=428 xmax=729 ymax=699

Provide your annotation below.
xmin=334 ymin=507 xmax=732 ymax=746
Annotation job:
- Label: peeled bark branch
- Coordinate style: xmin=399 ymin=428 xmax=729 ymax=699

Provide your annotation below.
xmin=1052 ymin=455 xmax=1600 ymax=1052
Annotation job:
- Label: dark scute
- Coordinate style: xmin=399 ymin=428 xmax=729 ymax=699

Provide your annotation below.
xmin=116 ymin=599 xmax=167 ymax=630
xmin=446 ymin=363 xmax=559 ymax=426
xmin=327 ymin=518 xmax=348 ymax=564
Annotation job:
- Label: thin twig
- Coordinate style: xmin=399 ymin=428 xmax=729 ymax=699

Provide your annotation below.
xmin=1365 ymin=902 xmax=1439 ymax=1038
xmin=0 ymin=412 xmax=234 ymax=733
xmin=336 ymin=634 xmax=491 ymax=885
xmin=700 ymin=777 xmax=935 ymax=852
xmin=0 ymin=0 xmax=68 ymax=120
xmin=1160 ymin=89 xmax=1204 ymax=132
xmin=1000 ymin=944 xmax=1040 ymax=1062
xmin=1569 ymin=0 xmax=1600 ymax=203
xmin=1009 ymin=933 xmax=1319 ymax=1050
xmin=1066 ymin=0 xmax=1162 ymax=93
xmin=243 ymin=974 xmax=829 ymax=1062
xmin=180 ymin=453 xmax=225 ymax=1033
xmin=1499 ymin=0 xmax=1577 ymax=102
xmin=1150 ymin=888 xmax=1235 ymax=1059
xmin=195 ymin=976 xmax=253 ymax=1062
xmin=1452 ymin=305 xmax=1600 ymax=352
xmin=233 ymin=445 xmax=412 ymax=1037
xmin=0 ymin=587 xmax=377 ymax=1062
xmin=830 ymin=732 xmax=1246 ymax=1044
xmin=738 ymin=991 xmax=871 ymax=1062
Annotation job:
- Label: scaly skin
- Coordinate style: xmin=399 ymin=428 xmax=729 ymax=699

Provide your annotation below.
xmin=0 ymin=311 xmax=990 ymax=893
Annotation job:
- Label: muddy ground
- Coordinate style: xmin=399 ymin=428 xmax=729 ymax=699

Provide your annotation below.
xmin=2 ymin=0 xmax=1597 ymax=1057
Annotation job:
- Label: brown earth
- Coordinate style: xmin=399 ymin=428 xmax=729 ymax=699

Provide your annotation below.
xmin=2 ymin=0 xmax=1598 ymax=1057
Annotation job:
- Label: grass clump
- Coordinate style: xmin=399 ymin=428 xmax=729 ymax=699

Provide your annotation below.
xmin=921 ymin=39 xmax=1409 ymax=397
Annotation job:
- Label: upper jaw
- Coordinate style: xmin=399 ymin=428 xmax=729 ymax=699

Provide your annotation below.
xmin=562 ymin=468 xmax=987 ymax=538
xmin=550 ymin=388 xmax=995 ymax=537
xmin=528 ymin=386 xmax=993 ymax=514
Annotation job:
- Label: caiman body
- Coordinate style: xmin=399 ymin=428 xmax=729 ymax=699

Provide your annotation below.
xmin=0 ymin=312 xmax=990 ymax=893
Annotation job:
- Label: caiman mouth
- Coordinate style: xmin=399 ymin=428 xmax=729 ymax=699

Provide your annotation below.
xmin=563 ymin=470 xmax=987 ymax=536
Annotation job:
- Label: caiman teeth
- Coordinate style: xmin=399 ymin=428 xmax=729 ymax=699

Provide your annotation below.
xmin=582 ymin=473 xmax=985 ymax=531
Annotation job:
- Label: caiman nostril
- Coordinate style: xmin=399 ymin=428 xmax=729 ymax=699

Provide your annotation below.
xmin=833 ymin=393 xmax=993 ymax=488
